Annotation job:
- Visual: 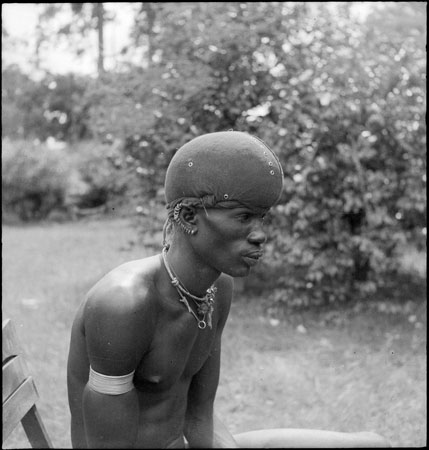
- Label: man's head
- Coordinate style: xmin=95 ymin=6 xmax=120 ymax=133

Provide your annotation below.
xmin=164 ymin=131 xmax=284 ymax=214
xmin=162 ymin=132 xmax=283 ymax=276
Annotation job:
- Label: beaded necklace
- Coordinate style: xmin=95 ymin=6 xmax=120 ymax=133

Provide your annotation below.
xmin=161 ymin=247 xmax=216 ymax=329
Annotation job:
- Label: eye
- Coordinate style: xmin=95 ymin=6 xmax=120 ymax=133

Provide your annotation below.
xmin=237 ymin=213 xmax=252 ymax=223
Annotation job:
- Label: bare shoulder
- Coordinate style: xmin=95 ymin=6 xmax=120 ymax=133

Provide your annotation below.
xmin=81 ymin=254 xmax=162 ymax=370
xmin=85 ymin=254 xmax=162 ymax=313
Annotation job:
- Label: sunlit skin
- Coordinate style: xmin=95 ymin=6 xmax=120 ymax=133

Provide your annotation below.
xmin=66 ymin=205 xmax=266 ymax=449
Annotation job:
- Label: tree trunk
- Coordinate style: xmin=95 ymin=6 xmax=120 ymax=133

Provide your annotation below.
xmin=141 ymin=3 xmax=156 ymax=66
xmin=95 ymin=3 xmax=104 ymax=75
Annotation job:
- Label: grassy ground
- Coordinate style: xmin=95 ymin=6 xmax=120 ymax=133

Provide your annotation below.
xmin=2 ymin=217 xmax=426 ymax=448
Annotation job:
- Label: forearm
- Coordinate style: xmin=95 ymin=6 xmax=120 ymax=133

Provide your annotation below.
xmin=82 ymin=384 xmax=139 ymax=448
xmin=184 ymin=411 xmax=214 ymax=448
xmin=213 ymin=413 xmax=239 ymax=448
xmin=184 ymin=410 xmax=239 ymax=448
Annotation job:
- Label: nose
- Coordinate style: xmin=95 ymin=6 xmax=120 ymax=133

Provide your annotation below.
xmin=247 ymin=222 xmax=267 ymax=245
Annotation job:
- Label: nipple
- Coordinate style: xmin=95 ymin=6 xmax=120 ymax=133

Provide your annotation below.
xmin=147 ymin=375 xmax=162 ymax=384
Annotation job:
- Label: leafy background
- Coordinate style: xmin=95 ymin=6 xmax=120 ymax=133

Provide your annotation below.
xmin=1 ymin=2 xmax=426 ymax=447
xmin=2 ymin=2 xmax=426 ymax=307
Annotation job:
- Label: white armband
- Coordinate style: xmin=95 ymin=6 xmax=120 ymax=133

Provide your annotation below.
xmin=88 ymin=366 xmax=135 ymax=395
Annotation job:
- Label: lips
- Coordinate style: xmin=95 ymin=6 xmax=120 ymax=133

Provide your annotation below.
xmin=242 ymin=251 xmax=264 ymax=266
xmin=244 ymin=250 xmax=264 ymax=259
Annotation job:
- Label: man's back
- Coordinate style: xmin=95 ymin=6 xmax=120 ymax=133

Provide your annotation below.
xmin=67 ymin=254 xmax=232 ymax=448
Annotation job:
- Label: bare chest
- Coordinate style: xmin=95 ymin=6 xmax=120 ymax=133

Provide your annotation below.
xmin=134 ymin=311 xmax=217 ymax=391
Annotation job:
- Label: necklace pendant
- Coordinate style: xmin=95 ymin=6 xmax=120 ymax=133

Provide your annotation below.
xmin=162 ymin=248 xmax=215 ymax=331
xmin=207 ymin=306 xmax=213 ymax=329
xmin=197 ymin=302 xmax=210 ymax=315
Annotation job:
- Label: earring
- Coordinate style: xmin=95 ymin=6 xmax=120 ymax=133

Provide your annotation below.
xmin=178 ymin=221 xmax=196 ymax=235
xmin=173 ymin=203 xmax=196 ymax=235
xmin=173 ymin=203 xmax=182 ymax=222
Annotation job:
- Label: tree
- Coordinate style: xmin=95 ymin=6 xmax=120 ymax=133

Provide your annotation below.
xmin=70 ymin=2 xmax=106 ymax=75
xmin=87 ymin=2 xmax=426 ymax=307
xmin=1 ymin=66 xmax=35 ymax=139
xmin=33 ymin=3 xmax=111 ymax=77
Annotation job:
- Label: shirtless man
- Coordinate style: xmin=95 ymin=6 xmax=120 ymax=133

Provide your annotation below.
xmin=67 ymin=131 xmax=389 ymax=448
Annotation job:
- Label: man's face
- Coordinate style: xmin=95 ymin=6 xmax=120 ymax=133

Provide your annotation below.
xmin=194 ymin=206 xmax=268 ymax=277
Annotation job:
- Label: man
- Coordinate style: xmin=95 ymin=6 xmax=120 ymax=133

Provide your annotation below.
xmin=67 ymin=131 xmax=389 ymax=448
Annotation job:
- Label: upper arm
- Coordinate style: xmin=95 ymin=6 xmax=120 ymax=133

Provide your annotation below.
xmin=83 ymin=283 xmax=152 ymax=376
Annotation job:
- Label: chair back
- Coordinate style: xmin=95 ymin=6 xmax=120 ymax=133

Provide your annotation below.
xmin=2 ymin=318 xmax=53 ymax=448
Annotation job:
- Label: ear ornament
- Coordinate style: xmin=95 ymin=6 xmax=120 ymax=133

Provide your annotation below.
xmin=173 ymin=202 xmax=197 ymax=235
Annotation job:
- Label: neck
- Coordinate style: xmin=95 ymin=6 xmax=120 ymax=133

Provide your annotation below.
xmin=163 ymin=240 xmax=221 ymax=297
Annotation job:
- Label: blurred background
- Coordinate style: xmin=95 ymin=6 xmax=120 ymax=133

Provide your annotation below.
xmin=2 ymin=2 xmax=426 ymax=448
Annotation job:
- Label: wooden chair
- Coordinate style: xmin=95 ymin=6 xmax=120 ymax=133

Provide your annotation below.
xmin=2 ymin=318 xmax=53 ymax=448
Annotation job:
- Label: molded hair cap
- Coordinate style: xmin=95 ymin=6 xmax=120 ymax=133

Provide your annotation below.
xmin=165 ymin=131 xmax=284 ymax=211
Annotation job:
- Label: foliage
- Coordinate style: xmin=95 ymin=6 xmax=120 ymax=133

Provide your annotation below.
xmin=40 ymin=3 xmax=111 ymax=75
xmin=251 ymin=1 xmax=427 ymax=307
xmin=1 ymin=66 xmax=92 ymax=141
xmin=67 ymin=140 xmax=128 ymax=209
xmin=1 ymin=2 xmax=426 ymax=307
xmin=1 ymin=138 xmax=127 ymax=221
xmin=2 ymin=138 xmax=69 ymax=221
xmin=86 ymin=2 xmax=426 ymax=307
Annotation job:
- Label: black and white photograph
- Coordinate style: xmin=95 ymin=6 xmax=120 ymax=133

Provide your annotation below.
xmin=2 ymin=2 xmax=426 ymax=448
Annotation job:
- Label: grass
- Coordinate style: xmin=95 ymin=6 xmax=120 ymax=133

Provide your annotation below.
xmin=2 ymin=217 xmax=426 ymax=448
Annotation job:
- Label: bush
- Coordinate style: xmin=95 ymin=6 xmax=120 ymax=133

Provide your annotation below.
xmin=2 ymin=138 xmax=129 ymax=222
xmin=2 ymin=138 xmax=69 ymax=221
xmin=50 ymin=3 xmax=426 ymax=308
xmin=67 ymin=140 xmax=128 ymax=209
xmin=2 ymin=67 xmax=92 ymax=142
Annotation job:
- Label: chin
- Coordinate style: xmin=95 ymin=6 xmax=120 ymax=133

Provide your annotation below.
xmin=223 ymin=265 xmax=252 ymax=278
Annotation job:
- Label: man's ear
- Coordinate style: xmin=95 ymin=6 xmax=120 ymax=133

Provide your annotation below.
xmin=180 ymin=205 xmax=197 ymax=225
